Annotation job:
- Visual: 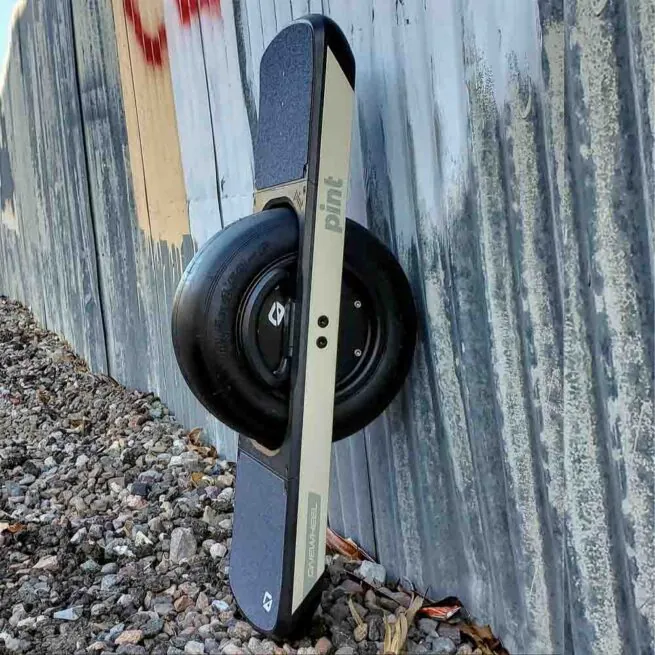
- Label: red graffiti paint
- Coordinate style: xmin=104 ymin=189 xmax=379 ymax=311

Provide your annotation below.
xmin=123 ymin=0 xmax=168 ymax=67
xmin=124 ymin=0 xmax=221 ymax=67
xmin=177 ymin=0 xmax=221 ymax=25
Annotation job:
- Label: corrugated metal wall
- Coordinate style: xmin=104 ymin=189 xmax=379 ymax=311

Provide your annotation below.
xmin=0 ymin=1 xmax=653 ymax=653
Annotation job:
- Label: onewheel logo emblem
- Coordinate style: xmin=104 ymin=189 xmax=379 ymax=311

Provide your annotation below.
xmin=262 ymin=591 xmax=273 ymax=613
xmin=268 ymin=301 xmax=285 ymax=327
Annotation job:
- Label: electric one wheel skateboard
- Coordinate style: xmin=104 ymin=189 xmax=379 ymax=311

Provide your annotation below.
xmin=171 ymin=13 xmax=417 ymax=638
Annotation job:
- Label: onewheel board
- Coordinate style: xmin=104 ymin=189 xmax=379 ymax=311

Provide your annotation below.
xmin=171 ymin=14 xmax=417 ymax=638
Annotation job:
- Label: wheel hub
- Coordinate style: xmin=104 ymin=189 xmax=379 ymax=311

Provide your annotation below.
xmin=237 ymin=256 xmax=381 ymax=400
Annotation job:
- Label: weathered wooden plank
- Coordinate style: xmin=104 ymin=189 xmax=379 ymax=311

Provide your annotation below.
xmin=13 ymin=0 xmax=107 ymax=373
xmin=109 ymin=0 xmax=233 ymax=459
xmin=164 ymin=0 xmax=223 ymax=246
xmin=71 ymin=0 xmax=149 ymax=389
xmin=198 ymin=0 xmax=254 ymax=226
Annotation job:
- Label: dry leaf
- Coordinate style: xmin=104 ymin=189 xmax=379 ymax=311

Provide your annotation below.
xmin=190 ymin=472 xmax=206 ymax=487
xmin=187 ymin=427 xmax=217 ymax=460
xmin=405 ymin=594 xmax=423 ymax=623
xmin=188 ymin=427 xmax=203 ymax=445
xmin=419 ymin=605 xmax=461 ymax=621
xmin=380 ymin=595 xmax=421 ymax=654
xmin=348 ymin=598 xmax=365 ymax=627
xmin=354 ymin=623 xmax=368 ymax=642
xmin=326 ymin=527 xmax=374 ymax=562
xmin=0 ymin=522 xmax=25 ymax=534
xmin=460 ymin=622 xmax=509 ymax=655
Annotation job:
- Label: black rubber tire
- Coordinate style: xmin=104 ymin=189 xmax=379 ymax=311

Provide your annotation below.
xmin=172 ymin=207 xmax=416 ymax=449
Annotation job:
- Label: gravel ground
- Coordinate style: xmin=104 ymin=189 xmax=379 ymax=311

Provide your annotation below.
xmin=0 ymin=298 xmax=487 ymax=655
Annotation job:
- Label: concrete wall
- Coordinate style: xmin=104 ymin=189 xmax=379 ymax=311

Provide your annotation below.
xmin=0 ymin=1 xmax=653 ymax=653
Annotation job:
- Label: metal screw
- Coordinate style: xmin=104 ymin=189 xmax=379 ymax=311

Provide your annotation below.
xmin=354 ymin=349 xmax=362 ymax=357
xmin=318 ymin=315 xmax=329 ymax=328
xmin=317 ymin=337 xmax=328 ymax=349
xmin=354 ymin=300 xmax=362 ymax=309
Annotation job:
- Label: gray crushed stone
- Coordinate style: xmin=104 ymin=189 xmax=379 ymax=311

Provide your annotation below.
xmin=0 ymin=298 xmax=481 ymax=655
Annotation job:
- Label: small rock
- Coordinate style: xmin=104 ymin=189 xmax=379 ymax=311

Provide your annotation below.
xmin=196 ymin=592 xmax=209 ymax=611
xmin=9 ymin=604 xmax=27 ymax=627
xmin=170 ymin=528 xmax=197 ymax=564
xmin=209 ymin=543 xmax=227 ymax=560
xmin=260 ymin=640 xmax=277 ymax=655
xmin=221 ymin=644 xmax=243 ymax=655
xmin=116 ymin=646 xmax=147 ymax=655
xmin=115 ymin=630 xmax=144 ymax=646
xmin=174 ymin=596 xmax=194 ymax=613
xmin=215 ymin=474 xmax=234 ymax=488
xmin=329 ymin=601 xmax=350 ymax=623
xmin=71 ymin=527 xmax=87 ymax=545
xmin=108 ymin=623 xmax=126 ymax=642
xmin=16 ymin=617 xmax=36 ymax=630
xmin=149 ymin=516 xmax=165 ymax=535
xmin=184 ymin=642 xmax=204 ymax=654
xmin=87 ymin=642 xmax=107 ymax=652
xmin=172 ymin=452 xmax=203 ymax=472
xmin=101 ymin=562 xmax=119 ymax=574
xmin=335 ymin=649 xmax=355 ymax=655
xmin=154 ymin=596 xmax=174 ymax=616
xmin=125 ymin=494 xmax=148 ymax=509
xmin=91 ymin=603 xmax=108 ymax=618
xmin=139 ymin=469 xmax=163 ymax=483
xmin=355 ymin=561 xmax=385 ymax=587
xmin=418 ymin=618 xmax=438 ymax=636
xmin=0 ymin=633 xmax=22 ymax=652
xmin=135 ymin=531 xmax=154 ymax=547
xmin=367 ymin=615 xmax=385 ymax=642
xmin=218 ymin=518 xmax=232 ymax=531
xmin=227 ymin=621 xmax=252 ymax=640
xmin=202 ymin=506 xmax=220 ymax=528
xmin=456 ymin=645 xmax=473 ymax=655
xmin=210 ymin=600 xmax=230 ymax=613
xmin=429 ymin=637 xmax=457 ymax=655
xmin=217 ymin=487 xmax=233 ymax=503
xmin=438 ymin=624 xmax=461 ymax=646
xmin=142 ymin=617 xmax=165 ymax=638
xmin=131 ymin=482 xmax=150 ymax=497
xmin=33 ymin=555 xmax=59 ymax=571
xmin=53 ymin=606 xmax=84 ymax=621
xmin=101 ymin=574 xmax=119 ymax=591
xmin=70 ymin=495 xmax=88 ymax=512
xmin=110 ymin=478 xmax=126 ymax=493
xmin=315 ymin=638 xmax=332 ymax=655
xmin=76 ymin=454 xmax=90 ymax=467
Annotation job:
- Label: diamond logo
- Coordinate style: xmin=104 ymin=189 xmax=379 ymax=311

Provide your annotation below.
xmin=268 ymin=301 xmax=285 ymax=327
xmin=262 ymin=591 xmax=273 ymax=613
